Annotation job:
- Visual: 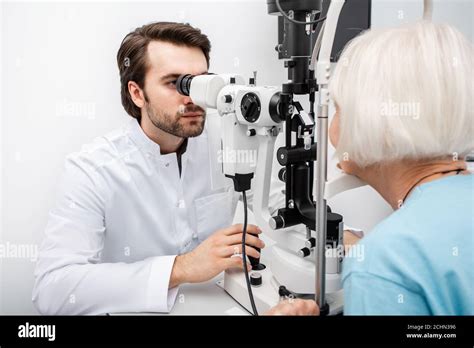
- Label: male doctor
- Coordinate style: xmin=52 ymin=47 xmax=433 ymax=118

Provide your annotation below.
xmin=32 ymin=21 xmax=332 ymax=315
xmin=32 ymin=21 xmax=281 ymax=315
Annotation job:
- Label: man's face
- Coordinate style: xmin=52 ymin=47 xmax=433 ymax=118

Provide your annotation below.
xmin=142 ymin=41 xmax=208 ymax=138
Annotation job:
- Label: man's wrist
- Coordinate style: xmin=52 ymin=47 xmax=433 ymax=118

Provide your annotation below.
xmin=169 ymin=254 xmax=188 ymax=288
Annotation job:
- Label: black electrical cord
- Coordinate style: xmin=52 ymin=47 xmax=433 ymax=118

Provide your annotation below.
xmin=275 ymin=0 xmax=326 ymax=25
xmin=241 ymin=191 xmax=258 ymax=316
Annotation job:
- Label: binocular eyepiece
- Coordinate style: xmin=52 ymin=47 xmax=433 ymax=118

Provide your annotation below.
xmin=176 ymin=73 xmax=217 ymax=96
xmin=176 ymin=74 xmax=194 ymax=96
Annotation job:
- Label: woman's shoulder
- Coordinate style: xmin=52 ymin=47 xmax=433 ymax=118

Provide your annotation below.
xmin=343 ymin=174 xmax=473 ymax=289
xmin=372 ymin=173 xmax=473 ymax=242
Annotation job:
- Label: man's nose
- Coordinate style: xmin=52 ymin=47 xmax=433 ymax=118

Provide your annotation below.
xmin=182 ymin=95 xmax=193 ymax=105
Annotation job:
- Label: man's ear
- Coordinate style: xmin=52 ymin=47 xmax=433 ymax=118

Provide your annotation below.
xmin=128 ymin=81 xmax=145 ymax=108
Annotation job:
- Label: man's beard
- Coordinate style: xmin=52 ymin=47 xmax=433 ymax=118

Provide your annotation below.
xmin=145 ymin=101 xmax=206 ymax=138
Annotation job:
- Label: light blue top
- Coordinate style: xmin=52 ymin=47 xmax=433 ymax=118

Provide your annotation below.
xmin=342 ymin=174 xmax=474 ymax=315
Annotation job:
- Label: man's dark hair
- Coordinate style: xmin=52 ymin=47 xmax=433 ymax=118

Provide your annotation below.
xmin=117 ymin=22 xmax=211 ymax=120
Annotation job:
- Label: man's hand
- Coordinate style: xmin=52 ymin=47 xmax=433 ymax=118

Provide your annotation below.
xmin=265 ymin=299 xmax=319 ymax=316
xmin=169 ymin=224 xmax=265 ymax=288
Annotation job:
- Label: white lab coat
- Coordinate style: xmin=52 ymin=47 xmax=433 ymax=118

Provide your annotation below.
xmin=32 ymin=117 xmax=284 ymax=315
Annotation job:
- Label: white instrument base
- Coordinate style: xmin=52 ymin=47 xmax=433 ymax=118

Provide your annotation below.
xmin=219 ymin=267 xmax=344 ymax=315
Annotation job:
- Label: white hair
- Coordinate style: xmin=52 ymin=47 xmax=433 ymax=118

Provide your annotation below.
xmin=329 ymin=21 xmax=474 ymax=167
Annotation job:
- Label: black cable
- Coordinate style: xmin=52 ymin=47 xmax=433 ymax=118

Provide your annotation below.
xmin=241 ymin=191 xmax=258 ymax=316
xmin=275 ymin=0 xmax=326 ymax=25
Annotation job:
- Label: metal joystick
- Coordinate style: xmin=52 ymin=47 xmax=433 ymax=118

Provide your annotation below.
xmin=248 ymin=233 xmax=266 ymax=271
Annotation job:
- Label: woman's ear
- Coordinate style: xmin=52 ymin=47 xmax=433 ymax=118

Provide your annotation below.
xmin=329 ymin=108 xmax=340 ymax=148
xmin=128 ymin=81 xmax=145 ymax=108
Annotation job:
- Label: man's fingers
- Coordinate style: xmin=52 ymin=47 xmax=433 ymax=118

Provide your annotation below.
xmin=225 ymin=256 xmax=252 ymax=271
xmin=306 ymin=300 xmax=320 ymax=315
xmin=226 ymin=233 xmax=265 ymax=249
xmin=264 ymin=299 xmax=319 ymax=316
xmin=222 ymin=244 xmax=260 ymax=259
xmin=223 ymin=224 xmax=261 ymax=236
xmin=294 ymin=299 xmax=319 ymax=315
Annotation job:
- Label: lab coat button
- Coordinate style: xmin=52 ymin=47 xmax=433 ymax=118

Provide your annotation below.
xmin=192 ymin=232 xmax=198 ymax=239
xmin=176 ymin=200 xmax=185 ymax=208
xmin=165 ymin=163 xmax=170 ymax=167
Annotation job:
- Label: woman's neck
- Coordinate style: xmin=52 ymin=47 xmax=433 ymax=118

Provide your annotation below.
xmin=357 ymin=159 xmax=468 ymax=210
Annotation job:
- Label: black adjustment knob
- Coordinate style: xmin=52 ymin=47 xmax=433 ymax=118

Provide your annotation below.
xmin=277 ymin=147 xmax=288 ymax=166
xmin=223 ymin=94 xmax=233 ymax=103
xmin=284 ymin=60 xmax=296 ymax=68
xmin=247 ymin=129 xmax=256 ymax=137
xmin=249 ymin=77 xmax=255 ymax=85
xmin=230 ymin=77 xmax=236 ymax=84
xmin=240 ymin=94 xmax=261 ymax=123
xmin=305 ymin=237 xmax=316 ymax=248
xmin=250 ymin=272 xmax=262 ymax=287
xmin=269 ymin=215 xmax=285 ymax=229
xmin=278 ymin=168 xmax=286 ymax=182
xmin=298 ymin=247 xmax=311 ymax=258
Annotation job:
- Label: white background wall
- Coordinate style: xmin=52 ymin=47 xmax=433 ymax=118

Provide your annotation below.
xmin=1 ymin=0 xmax=472 ymax=314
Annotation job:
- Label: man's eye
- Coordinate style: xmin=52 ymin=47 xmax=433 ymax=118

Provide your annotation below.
xmin=168 ymin=81 xmax=177 ymax=87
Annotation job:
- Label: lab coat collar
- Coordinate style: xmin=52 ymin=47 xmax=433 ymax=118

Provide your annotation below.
xmin=126 ymin=117 xmax=205 ymax=166
xmin=127 ymin=118 xmax=162 ymax=155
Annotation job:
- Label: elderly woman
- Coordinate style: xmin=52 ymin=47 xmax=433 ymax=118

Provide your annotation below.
xmin=267 ymin=20 xmax=473 ymax=315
